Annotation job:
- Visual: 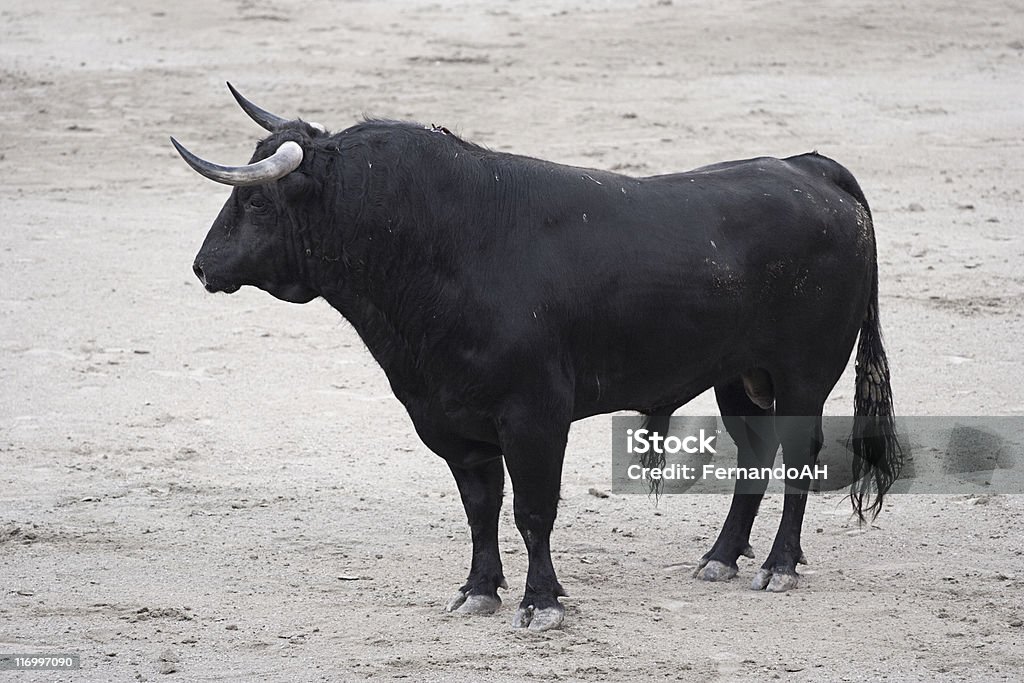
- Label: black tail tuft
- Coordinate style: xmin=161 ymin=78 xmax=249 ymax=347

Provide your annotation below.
xmin=850 ymin=258 xmax=904 ymax=521
xmin=638 ymin=413 xmax=671 ymax=498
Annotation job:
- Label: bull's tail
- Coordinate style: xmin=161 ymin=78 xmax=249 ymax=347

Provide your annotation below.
xmin=808 ymin=154 xmax=904 ymax=519
xmin=850 ymin=257 xmax=904 ymax=521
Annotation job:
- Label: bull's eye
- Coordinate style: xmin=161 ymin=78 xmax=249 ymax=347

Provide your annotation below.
xmin=246 ymin=194 xmax=269 ymax=212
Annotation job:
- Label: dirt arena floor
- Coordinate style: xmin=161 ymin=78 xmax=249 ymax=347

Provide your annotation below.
xmin=2 ymin=0 xmax=1023 ymax=680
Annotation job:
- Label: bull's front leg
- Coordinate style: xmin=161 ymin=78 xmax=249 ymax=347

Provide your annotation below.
xmin=498 ymin=403 xmax=571 ymax=632
xmin=444 ymin=456 xmax=507 ymax=615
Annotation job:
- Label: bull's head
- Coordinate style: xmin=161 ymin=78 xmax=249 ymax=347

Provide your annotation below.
xmin=171 ymin=84 xmax=327 ymax=304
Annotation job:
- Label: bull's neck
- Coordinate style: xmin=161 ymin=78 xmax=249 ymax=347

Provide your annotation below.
xmin=319 ymin=142 xmax=498 ymax=378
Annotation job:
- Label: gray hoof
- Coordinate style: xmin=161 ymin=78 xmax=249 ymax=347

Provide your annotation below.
xmin=696 ymin=560 xmax=738 ymax=582
xmin=445 ymin=591 xmax=502 ymax=615
xmin=512 ymin=604 xmax=565 ymax=631
xmin=750 ymin=568 xmax=799 ymax=592
xmin=767 ymin=573 xmax=799 ymax=592
xmin=457 ymin=594 xmax=501 ymax=615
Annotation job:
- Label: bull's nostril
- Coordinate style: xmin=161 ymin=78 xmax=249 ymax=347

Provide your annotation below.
xmin=193 ymin=262 xmax=206 ymax=284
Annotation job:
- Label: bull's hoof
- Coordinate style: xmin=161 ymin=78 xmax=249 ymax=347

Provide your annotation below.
xmin=444 ymin=591 xmax=502 ymax=615
xmin=692 ymin=544 xmax=752 ymax=581
xmin=695 ymin=559 xmax=738 ymax=582
xmin=750 ymin=568 xmax=799 ymax=592
xmin=512 ymin=604 xmax=564 ymax=631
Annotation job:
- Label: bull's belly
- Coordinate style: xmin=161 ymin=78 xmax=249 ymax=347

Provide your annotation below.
xmin=568 ymin=336 xmax=750 ymax=420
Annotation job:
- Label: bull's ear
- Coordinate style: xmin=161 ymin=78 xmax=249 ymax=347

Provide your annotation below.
xmin=279 ymin=171 xmax=320 ymax=201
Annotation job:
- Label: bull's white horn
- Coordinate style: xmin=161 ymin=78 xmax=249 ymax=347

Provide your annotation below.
xmin=170 ymin=138 xmax=303 ymax=186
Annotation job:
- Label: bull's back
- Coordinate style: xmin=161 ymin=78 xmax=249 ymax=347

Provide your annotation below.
xmin=528 ymin=155 xmax=876 ymax=415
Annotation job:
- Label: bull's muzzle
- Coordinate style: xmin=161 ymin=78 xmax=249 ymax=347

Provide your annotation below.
xmin=192 ymin=259 xmax=239 ymax=294
xmin=193 ymin=260 xmax=208 ymax=288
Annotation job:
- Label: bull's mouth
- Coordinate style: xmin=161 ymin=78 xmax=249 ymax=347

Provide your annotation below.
xmin=192 ymin=262 xmax=313 ymax=302
xmin=211 ymin=283 xmax=241 ymax=294
xmin=199 ymin=279 xmax=240 ymax=294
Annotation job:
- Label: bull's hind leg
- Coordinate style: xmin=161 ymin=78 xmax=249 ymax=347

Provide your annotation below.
xmin=695 ymin=377 xmax=779 ymax=582
xmin=751 ymin=397 xmax=825 ymax=593
xmin=444 ymin=455 xmax=507 ymax=615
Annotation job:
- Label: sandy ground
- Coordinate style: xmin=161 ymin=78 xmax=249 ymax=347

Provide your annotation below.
xmin=2 ymin=0 xmax=1024 ymax=680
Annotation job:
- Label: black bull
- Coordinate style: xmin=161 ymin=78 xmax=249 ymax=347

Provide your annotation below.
xmin=172 ymin=86 xmax=902 ymax=631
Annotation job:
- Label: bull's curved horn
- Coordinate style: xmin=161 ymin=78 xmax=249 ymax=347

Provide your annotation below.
xmin=227 ymin=82 xmax=326 ymax=133
xmin=227 ymin=82 xmax=291 ymax=132
xmin=170 ymin=138 xmax=303 ymax=186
